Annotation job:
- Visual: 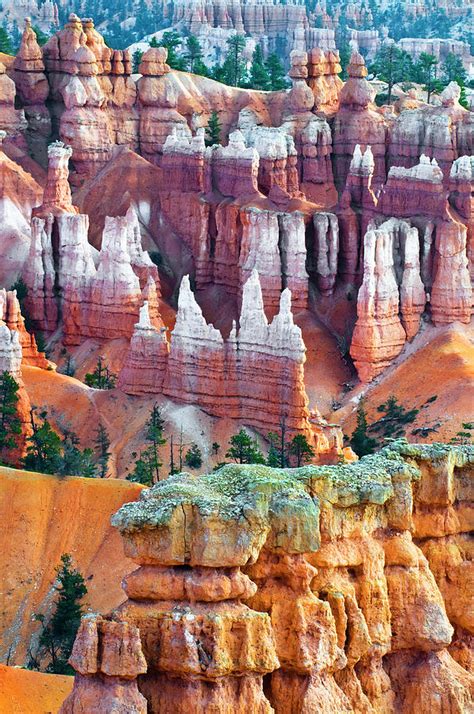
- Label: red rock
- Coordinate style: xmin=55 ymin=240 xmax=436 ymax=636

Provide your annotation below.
xmin=431 ymin=219 xmax=472 ymax=326
xmin=0 ymin=289 xmax=50 ymax=368
xmin=350 ymin=222 xmax=407 ymax=382
xmin=33 ymin=141 xmax=77 ymax=217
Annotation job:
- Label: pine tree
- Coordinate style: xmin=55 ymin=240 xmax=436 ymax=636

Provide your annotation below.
xmin=132 ymin=48 xmax=143 ymax=73
xmin=127 ymin=404 xmax=166 ymax=485
xmin=33 ymin=554 xmax=87 ymax=674
xmin=94 ymin=423 xmax=111 ymax=478
xmin=415 ymin=53 xmax=440 ymax=104
xmin=211 ymin=441 xmax=220 ymax=456
xmin=159 ymin=30 xmax=186 ymax=70
xmin=0 ymin=371 xmax=21 ymax=460
xmin=32 ymin=25 xmax=50 ymax=46
xmin=222 ymin=34 xmax=247 ymax=86
xmin=370 ymin=43 xmax=413 ymax=103
xmin=226 ymin=429 xmax=265 ymax=464
xmin=205 ymin=110 xmax=222 ymax=147
xmin=0 ymin=26 xmax=14 ymax=55
xmin=442 ymin=52 xmax=467 ymax=85
xmin=249 ymin=44 xmax=271 ymax=90
xmin=288 ymin=434 xmax=315 ymax=467
xmin=84 ymin=357 xmax=116 ymax=390
xmin=185 ymin=34 xmax=204 ymax=74
xmin=59 ymin=430 xmax=96 ymax=478
xmin=265 ymin=52 xmax=288 ymax=90
xmin=350 ymin=399 xmax=377 ymax=457
xmin=23 ymin=409 xmax=62 ymax=474
xmin=184 ymin=443 xmax=202 ymax=469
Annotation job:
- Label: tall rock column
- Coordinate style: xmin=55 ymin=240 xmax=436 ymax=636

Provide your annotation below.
xmin=312 ymin=212 xmax=339 ymax=296
xmin=163 ymin=275 xmax=226 ymax=413
xmin=350 ymin=225 xmax=406 ymax=382
xmin=235 ymin=271 xmax=311 ymax=435
xmin=239 ymin=208 xmax=282 ymax=314
xmin=22 ymin=215 xmax=58 ymax=332
xmin=0 ymin=289 xmax=50 ymax=368
xmin=117 ymin=301 xmax=169 ymax=395
xmin=12 ymin=18 xmax=50 ymax=163
xmin=278 ymin=212 xmax=308 ymax=310
xmin=33 ymin=141 xmax=77 ymax=217
xmin=430 ymin=220 xmax=473 ymax=325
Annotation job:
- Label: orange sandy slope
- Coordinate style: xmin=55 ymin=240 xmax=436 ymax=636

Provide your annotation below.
xmin=0 ymin=664 xmax=72 ymax=714
xmin=0 ymin=468 xmax=143 ymax=665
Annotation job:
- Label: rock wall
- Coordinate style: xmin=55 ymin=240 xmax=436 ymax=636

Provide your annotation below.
xmin=62 ymin=441 xmax=474 ymax=714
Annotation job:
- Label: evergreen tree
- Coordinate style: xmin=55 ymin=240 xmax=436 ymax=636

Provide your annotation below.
xmin=59 ymin=430 xmax=96 ymax=478
xmin=127 ymin=404 xmax=166 ymax=485
xmin=185 ymin=34 xmax=206 ymax=75
xmin=371 ymin=395 xmax=419 ymax=442
xmin=32 ymin=25 xmax=50 ymax=46
xmin=159 ymin=30 xmax=186 ymax=70
xmin=0 ymin=371 xmax=21 ymax=461
xmin=132 ymin=49 xmax=143 ymax=73
xmin=23 ymin=409 xmax=62 ymax=474
xmin=442 ymin=52 xmax=467 ymax=85
xmin=222 ymin=33 xmax=247 ymax=86
xmin=266 ymin=416 xmax=289 ymax=468
xmin=249 ymin=44 xmax=271 ymax=90
xmin=94 ymin=423 xmax=111 ymax=478
xmin=184 ymin=443 xmax=203 ymax=469
xmin=226 ymin=429 xmax=265 ymax=464
xmin=349 ymin=399 xmax=377 ymax=457
xmin=84 ymin=357 xmax=116 ymax=390
xmin=0 ymin=26 xmax=14 ymax=55
xmin=265 ymin=52 xmax=288 ymax=90
xmin=370 ymin=43 xmax=413 ymax=103
xmin=211 ymin=441 xmax=220 ymax=456
xmin=205 ymin=110 xmax=222 ymax=147
xmin=32 ymin=554 xmax=87 ymax=674
xmin=288 ymin=433 xmax=315 ymax=467
xmin=415 ymin=53 xmax=440 ymax=104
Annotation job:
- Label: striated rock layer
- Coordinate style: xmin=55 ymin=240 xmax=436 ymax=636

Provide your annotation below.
xmin=63 ymin=442 xmax=474 ymax=714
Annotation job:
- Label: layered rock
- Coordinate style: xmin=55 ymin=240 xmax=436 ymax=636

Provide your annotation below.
xmin=64 ymin=442 xmax=474 ymax=714
xmin=0 ymin=289 xmax=50 ymax=368
xmin=0 ymin=63 xmax=27 ymax=141
xmin=33 ymin=141 xmax=77 ymax=217
xmin=332 ymin=52 xmax=388 ymax=190
xmin=22 ymin=215 xmax=57 ymax=332
xmin=42 ymin=14 xmax=113 ymax=182
xmin=212 ymin=130 xmax=260 ymax=198
xmin=120 ymin=271 xmax=318 ymax=441
xmin=378 ymin=155 xmax=446 ymax=219
xmin=239 ymin=209 xmax=282 ymax=313
xmin=117 ymin=302 xmax=169 ymax=395
xmin=0 ymin=133 xmax=42 ymax=287
xmin=430 ymin=219 xmax=473 ymax=325
xmin=278 ymin=212 xmax=308 ymax=309
xmin=137 ymin=47 xmax=191 ymax=165
xmin=12 ymin=19 xmax=50 ymax=163
xmin=350 ymin=222 xmax=407 ymax=382
xmin=312 ymin=212 xmax=339 ymax=296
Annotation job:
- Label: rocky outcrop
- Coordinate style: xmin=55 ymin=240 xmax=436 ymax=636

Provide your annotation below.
xmin=117 ymin=301 xmax=169 ymax=395
xmin=430 ymin=219 xmax=473 ymax=326
xmin=12 ymin=19 xmax=50 ymax=163
xmin=0 ymin=289 xmax=50 ymax=368
xmin=33 ymin=141 xmax=77 ymax=217
xmin=333 ymin=52 xmax=387 ymax=190
xmin=350 ymin=222 xmax=407 ymax=382
xmin=119 ymin=271 xmax=322 ymax=443
xmin=64 ymin=442 xmax=474 ymax=714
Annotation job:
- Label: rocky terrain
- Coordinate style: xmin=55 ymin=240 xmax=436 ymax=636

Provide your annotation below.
xmin=0 ymin=12 xmax=472 ymax=714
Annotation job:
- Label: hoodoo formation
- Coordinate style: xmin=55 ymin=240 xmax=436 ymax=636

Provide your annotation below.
xmin=0 ymin=5 xmax=472 ymax=713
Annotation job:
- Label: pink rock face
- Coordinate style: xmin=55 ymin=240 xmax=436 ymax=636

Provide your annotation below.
xmin=33 ymin=141 xmax=77 ymax=217
xmin=212 ymin=130 xmax=260 ymax=199
xmin=22 ymin=216 xmax=58 ymax=333
xmin=449 ymin=156 xmax=474 ymax=281
xmin=350 ymin=224 xmax=407 ymax=383
xmin=117 ymin=301 xmax=169 ymax=395
xmin=312 ymin=212 xmax=339 ymax=296
xmin=0 ymin=289 xmax=50 ymax=369
xmin=333 ymin=53 xmax=387 ymax=191
xmin=239 ymin=209 xmax=282 ymax=314
xmin=278 ymin=212 xmax=308 ymax=310
xmin=431 ymin=219 xmax=473 ymax=326
xmin=0 ymin=64 xmax=27 ymax=141
xmin=0 ymin=323 xmax=23 ymax=378
xmin=160 ymin=271 xmax=315 ymax=438
xmin=379 ymin=156 xmax=446 ymax=219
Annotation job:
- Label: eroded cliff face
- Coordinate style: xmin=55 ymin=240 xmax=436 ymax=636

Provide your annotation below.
xmin=61 ymin=442 xmax=474 ymax=713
